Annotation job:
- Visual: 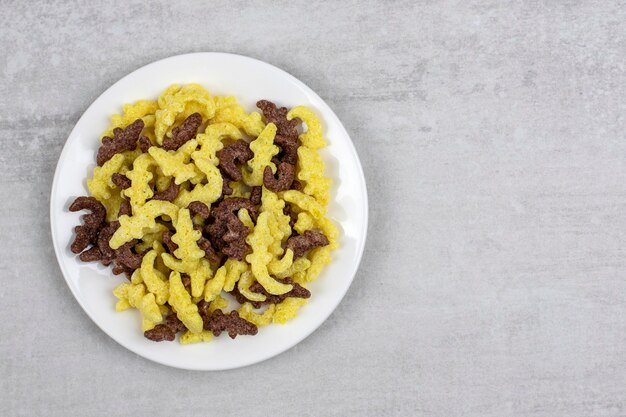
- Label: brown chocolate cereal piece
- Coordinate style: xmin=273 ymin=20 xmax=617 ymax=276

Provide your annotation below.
xmin=217 ymin=139 xmax=253 ymax=182
xmin=283 ymin=203 xmax=297 ymax=229
xmin=250 ymin=186 xmax=262 ymax=205
xmin=291 ymin=180 xmax=303 ymax=191
xmin=97 ymin=119 xmax=144 ymax=166
xmin=221 ymin=170 xmax=233 ymax=196
xmin=256 ymin=100 xmax=300 ymax=165
xmin=152 ymin=180 xmax=180 ymax=202
xmin=69 ymin=196 xmax=106 ymax=254
xmin=112 ymin=263 xmax=133 ymax=279
xmin=181 ymin=273 xmax=191 ymax=289
xmin=144 ymin=313 xmax=187 ymax=342
xmin=198 ymin=237 xmax=220 ymax=263
xmin=256 ymin=100 xmax=299 ymax=139
xmin=111 ymin=173 xmax=131 ymax=189
xmin=79 ymin=246 xmax=102 ymax=262
xmin=115 ymin=239 xmax=144 ymax=270
xmin=263 ymin=162 xmax=295 ymax=192
xmin=188 ymin=201 xmax=210 ymax=220
xmin=97 ymin=221 xmax=120 ymax=265
xmin=204 ymin=198 xmax=258 ymax=261
xmin=118 ymin=199 xmax=132 ymax=217
xmin=205 ymin=310 xmax=258 ymax=339
xmin=162 ymin=113 xmax=202 ymax=151
xmin=138 ymin=136 xmax=152 ymax=153
xmin=287 ymin=230 xmax=329 ymax=258
xmin=162 ymin=230 xmax=178 ymax=254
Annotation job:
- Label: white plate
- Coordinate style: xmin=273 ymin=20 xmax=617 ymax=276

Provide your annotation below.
xmin=50 ymin=52 xmax=368 ymax=370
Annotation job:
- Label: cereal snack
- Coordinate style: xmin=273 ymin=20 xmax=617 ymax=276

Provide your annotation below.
xmin=69 ymin=84 xmax=338 ymax=344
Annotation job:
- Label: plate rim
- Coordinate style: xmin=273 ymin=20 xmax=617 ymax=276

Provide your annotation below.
xmin=49 ymin=52 xmax=368 ymax=370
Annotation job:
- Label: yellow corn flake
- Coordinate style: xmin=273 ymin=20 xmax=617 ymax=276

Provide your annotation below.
xmin=174 ymin=182 xmax=221 ymax=209
xmin=149 ymin=141 xmax=203 ymax=185
xmin=230 ymin=181 xmax=250 ymax=198
xmin=238 ymin=303 xmax=276 ymax=327
xmin=316 ymin=216 xmax=339 ymax=249
xmin=287 ymin=106 xmax=326 ymax=149
xmin=238 ymin=271 xmax=266 ymax=302
xmin=203 ymin=262 xmax=227 ymax=302
xmin=193 ymin=122 xmax=241 ymax=164
xmin=87 ymin=153 xmax=125 ymax=202
xmin=155 ymin=84 xmax=215 ymax=143
xmin=101 ymin=190 xmax=124 ymax=223
xmin=134 ymin=223 xmax=169 ymax=253
xmin=161 ymin=254 xmax=211 ymax=299
xmin=238 ymin=208 xmax=254 ymax=230
xmin=293 ymin=212 xmax=315 ymax=235
xmin=261 ymin=189 xmax=291 ymax=258
xmin=138 ymin=250 xmax=169 ymax=305
xmin=142 ymin=319 xmax=157 ymax=332
xmin=180 ymin=330 xmax=214 ymax=344
xmin=305 ymin=246 xmax=332 ymax=282
xmin=209 ymin=295 xmax=229 ymax=313
xmin=210 ymin=103 xmax=264 ymax=137
xmin=109 ymin=200 xmax=178 ymax=249
xmin=172 ymin=208 xmax=205 ymax=261
xmin=168 ymin=271 xmax=203 ymax=334
xmin=246 ymin=211 xmax=293 ymax=295
xmin=297 ymin=146 xmax=331 ymax=206
xmin=268 ymin=248 xmax=294 ymax=276
xmin=243 ymin=123 xmax=279 ymax=186
xmin=115 ymin=298 xmax=131 ymax=312
xmin=114 ymin=282 xmax=163 ymax=323
xmin=223 ymin=259 xmax=249 ymax=292
xmin=275 ymin=257 xmax=312 ymax=279
xmin=213 ymin=95 xmax=238 ymax=111
xmin=130 ymin=268 xmax=143 ymax=284
xmin=281 ymin=190 xmax=326 ymax=219
xmin=154 ymin=167 xmax=172 ymax=192
xmin=101 ymin=100 xmax=158 ymax=139
xmin=123 ymin=153 xmax=155 ymax=209
xmin=272 ymin=298 xmax=308 ymax=324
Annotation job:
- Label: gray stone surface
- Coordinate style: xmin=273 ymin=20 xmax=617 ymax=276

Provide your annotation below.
xmin=1 ymin=0 xmax=625 ymax=416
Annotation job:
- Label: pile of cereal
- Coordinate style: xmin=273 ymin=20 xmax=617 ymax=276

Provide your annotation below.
xmin=69 ymin=84 xmax=338 ymax=344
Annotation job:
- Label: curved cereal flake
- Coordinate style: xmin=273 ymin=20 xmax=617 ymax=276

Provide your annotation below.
xmin=274 ymin=257 xmax=311 ymax=279
xmin=171 ymin=208 xmax=205 ymax=262
xmin=180 ymin=330 xmax=214 ymax=344
xmin=109 ymin=200 xmax=178 ymax=249
xmin=209 ymin=295 xmax=230 ymax=313
xmin=223 ymin=259 xmax=249 ymax=292
xmin=210 ymin=103 xmax=264 ymax=137
xmin=203 ymin=262 xmax=227 ymax=302
xmin=293 ymin=212 xmax=315 ymax=235
xmin=149 ymin=140 xmax=203 ymax=185
xmin=138 ymin=250 xmax=169 ymax=305
xmin=168 ymin=271 xmax=203 ymax=334
xmin=155 ymin=84 xmax=215 ymax=144
xmin=101 ymin=100 xmax=157 ymax=139
xmin=101 ymin=190 xmax=124 ymax=223
xmin=287 ymin=106 xmax=325 ymax=149
xmin=272 ymin=297 xmax=308 ymax=324
xmin=243 ymin=123 xmax=279 ymax=186
xmin=238 ymin=303 xmax=275 ymax=327
xmin=114 ymin=282 xmax=162 ymax=323
xmin=297 ymin=146 xmax=331 ymax=206
xmin=123 ymin=153 xmax=155 ymax=209
xmin=316 ymin=216 xmax=339 ymax=249
xmin=237 ymin=208 xmax=254 ymax=229
xmin=238 ymin=270 xmax=266 ymax=302
xmin=174 ymin=182 xmax=221 ymax=209
xmin=304 ymin=246 xmax=332 ymax=282
xmin=268 ymin=248 xmax=294 ymax=276
xmin=281 ymin=190 xmax=325 ymax=219
xmin=87 ymin=153 xmax=125 ymax=202
xmin=161 ymin=254 xmax=211 ymax=299
xmin=246 ymin=211 xmax=292 ymax=295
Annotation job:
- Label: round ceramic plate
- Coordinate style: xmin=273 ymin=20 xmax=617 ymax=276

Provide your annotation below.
xmin=50 ymin=52 xmax=368 ymax=370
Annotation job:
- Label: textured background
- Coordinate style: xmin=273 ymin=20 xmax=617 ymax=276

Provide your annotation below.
xmin=1 ymin=1 xmax=625 ymax=416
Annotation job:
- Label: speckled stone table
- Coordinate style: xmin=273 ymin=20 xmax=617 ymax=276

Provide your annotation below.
xmin=1 ymin=1 xmax=625 ymax=416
